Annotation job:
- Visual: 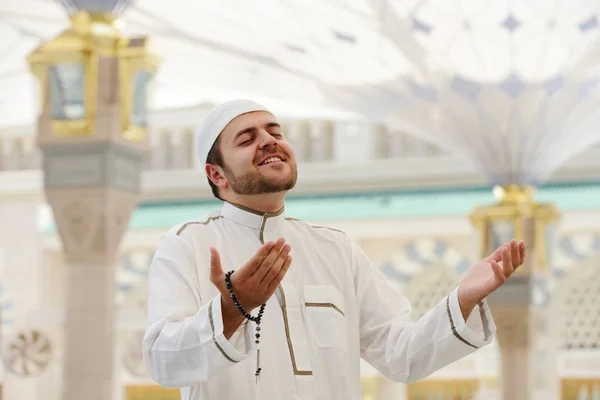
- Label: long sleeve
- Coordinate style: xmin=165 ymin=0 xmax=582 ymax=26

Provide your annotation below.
xmin=351 ymin=238 xmax=495 ymax=384
xmin=142 ymin=232 xmax=255 ymax=387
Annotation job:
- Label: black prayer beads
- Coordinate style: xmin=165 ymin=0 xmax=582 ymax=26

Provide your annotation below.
xmin=224 ymin=270 xmax=266 ymax=382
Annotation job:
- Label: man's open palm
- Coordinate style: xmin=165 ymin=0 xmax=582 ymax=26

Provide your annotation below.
xmin=458 ymin=239 xmax=526 ymax=310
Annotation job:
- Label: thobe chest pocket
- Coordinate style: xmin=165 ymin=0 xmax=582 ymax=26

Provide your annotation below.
xmin=303 ymin=285 xmax=348 ymax=352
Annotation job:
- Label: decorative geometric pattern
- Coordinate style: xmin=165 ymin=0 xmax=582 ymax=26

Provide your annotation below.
xmin=553 ymin=232 xmax=600 ymax=278
xmin=380 ymin=239 xmax=471 ymax=285
xmin=540 ymin=232 xmax=600 ymax=308
xmin=4 ymin=1 xmax=600 ymax=184
xmin=321 ymin=1 xmax=600 ymax=186
xmin=403 ymin=264 xmax=462 ymax=322
xmin=116 ymin=249 xmax=153 ymax=306
xmin=529 ymin=276 xmax=551 ymax=308
xmin=2 ymin=328 xmax=52 ymax=377
xmin=552 ymin=257 xmax=600 ymax=349
xmin=121 ymin=279 xmax=149 ymax=318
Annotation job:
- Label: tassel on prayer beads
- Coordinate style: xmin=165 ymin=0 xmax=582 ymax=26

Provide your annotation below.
xmin=255 ymin=349 xmax=262 ymax=383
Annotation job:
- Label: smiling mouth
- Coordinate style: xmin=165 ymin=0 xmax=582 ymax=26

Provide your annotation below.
xmin=259 ymin=156 xmax=284 ymax=166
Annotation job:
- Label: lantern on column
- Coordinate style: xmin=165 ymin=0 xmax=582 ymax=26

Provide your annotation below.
xmin=26 ymin=11 xmax=159 ymax=141
xmin=118 ymin=36 xmax=159 ymax=141
xmin=469 ymin=184 xmax=560 ymax=273
xmin=26 ymin=12 xmax=97 ymax=136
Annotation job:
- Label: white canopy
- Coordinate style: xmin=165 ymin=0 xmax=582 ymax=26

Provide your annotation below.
xmin=2 ymin=0 xmax=600 ymax=184
xmin=0 ymin=0 xmax=408 ymax=127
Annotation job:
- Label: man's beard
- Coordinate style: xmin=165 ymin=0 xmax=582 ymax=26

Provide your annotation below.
xmin=223 ymin=162 xmax=298 ymax=195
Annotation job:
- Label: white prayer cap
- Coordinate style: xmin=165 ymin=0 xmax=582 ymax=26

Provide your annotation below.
xmin=196 ymin=99 xmax=272 ymax=165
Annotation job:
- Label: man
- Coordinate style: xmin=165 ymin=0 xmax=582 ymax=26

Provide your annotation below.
xmin=142 ymin=99 xmax=525 ymax=400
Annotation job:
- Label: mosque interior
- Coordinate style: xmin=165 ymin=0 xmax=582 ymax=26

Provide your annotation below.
xmin=1 ymin=1 xmax=600 ymax=399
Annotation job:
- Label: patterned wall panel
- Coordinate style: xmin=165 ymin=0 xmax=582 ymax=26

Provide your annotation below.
xmin=547 ymin=232 xmax=600 ymax=350
xmin=116 ymin=249 xmax=154 ymax=306
xmin=553 ymin=233 xmax=600 ymax=279
xmin=379 ymin=239 xmax=471 ymax=286
xmin=551 ymin=257 xmax=600 ymax=350
xmin=403 ymin=264 xmax=462 ymax=321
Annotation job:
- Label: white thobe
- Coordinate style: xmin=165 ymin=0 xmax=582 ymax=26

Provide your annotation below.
xmin=143 ymin=202 xmax=495 ymax=400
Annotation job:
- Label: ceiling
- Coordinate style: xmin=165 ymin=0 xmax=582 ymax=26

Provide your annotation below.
xmin=3 ymin=0 xmax=600 ymax=184
xmin=0 ymin=0 xmax=410 ymax=127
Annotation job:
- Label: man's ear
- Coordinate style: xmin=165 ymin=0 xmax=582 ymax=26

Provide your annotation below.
xmin=205 ymin=164 xmax=227 ymax=189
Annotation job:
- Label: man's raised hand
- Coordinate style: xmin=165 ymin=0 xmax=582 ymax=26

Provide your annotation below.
xmin=209 ymin=238 xmax=292 ymax=312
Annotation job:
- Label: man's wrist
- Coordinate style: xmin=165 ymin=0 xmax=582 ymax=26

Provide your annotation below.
xmin=457 ymin=295 xmax=477 ymax=321
xmin=456 ymin=286 xmax=479 ymax=321
xmin=221 ymin=293 xmax=246 ymax=339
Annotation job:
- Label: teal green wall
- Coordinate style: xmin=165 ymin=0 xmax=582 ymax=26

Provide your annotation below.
xmin=42 ymin=182 xmax=600 ymax=232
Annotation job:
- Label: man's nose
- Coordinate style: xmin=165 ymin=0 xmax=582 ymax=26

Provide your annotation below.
xmin=258 ymin=132 xmax=277 ymax=148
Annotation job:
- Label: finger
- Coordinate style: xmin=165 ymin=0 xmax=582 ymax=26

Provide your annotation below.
xmin=501 ymin=246 xmax=513 ymax=276
xmin=491 ymin=260 xmax=506 ymax=283
xmin=237 ymin=241 xmax=276 ymax=279
xmin=251 ymin=240 xmax=287 ymax=282
xmin=209 ymin=247 xmax=224 ymax=285
xmin=260 ymin=244 xmax=292 ymax=286
xmin=268 ymin=255 xmax=292 ymax=292
xmin=510 ymin=239 xmax=520 ymax=266
xmin=518 ymin=240 xmax=526 ymax=265
xmin=486 ymin=244 xmax=505 ymax=263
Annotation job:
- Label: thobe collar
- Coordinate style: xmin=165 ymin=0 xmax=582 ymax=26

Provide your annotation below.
xmin=220 ymin=201 xmax=286 ymax=242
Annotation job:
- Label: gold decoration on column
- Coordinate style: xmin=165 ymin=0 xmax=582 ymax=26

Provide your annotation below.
xmin=469 ymin=184 xmax=561 ymax=400
xmin=125 ymin=385 xmax=180 ymax=400
xmin=26 ymin=11 xmax=159 ymax=141
xmin=562 ymin=379 xmax=600 ymax=400
xmin=470 ymin=185 xmax=559 ymax=272
xmin=407 ymin=379 xmax=479 ymax=400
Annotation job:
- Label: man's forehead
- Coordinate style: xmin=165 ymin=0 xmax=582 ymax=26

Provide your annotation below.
xmin=222 ymin=111 xmax=277 ymax=135
xmin=234 ymin=110 xmax=276 ymax=126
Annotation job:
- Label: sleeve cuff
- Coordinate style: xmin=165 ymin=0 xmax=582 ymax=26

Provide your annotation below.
xmin=208 ymin=295 xmax=255 ymax=362
xmin=446 ymin=287 xmax=496 ymax=349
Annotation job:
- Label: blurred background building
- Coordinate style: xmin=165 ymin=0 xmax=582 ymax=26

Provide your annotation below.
xmin=1 ymin=0 xmax=600 ymax=399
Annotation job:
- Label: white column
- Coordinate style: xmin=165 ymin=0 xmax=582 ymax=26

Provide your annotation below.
xmin=148 ymin=129 xmax=172 ymax=170
xmin=387 ymin=130 xmax=407 ymax=158
xmin=285 ymin=120 xmax=310 ymax=162
xmin=0 ymin=198 xmax=46 ymax=400
xmin=371 ymin=124 xmax=388 ymax=159
xmin=377 ymin=380 xmax=408 ymax=400
xmin=181 ymin=128 xmax=195 ymax=169
xmin=0 ymin=138 xmax=4 ymax=171
xmin=332 ymin=120 xmax=377 ymax=164
xmin=27 ymin=249 xmax=69 ymax=400
xmin=146 ymin=129 xmax=160 ymax=170
xmin=1 ymin=139 xmax=14 ymax=171
xmin=309 ymin=120 xmax=333 ymax=163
